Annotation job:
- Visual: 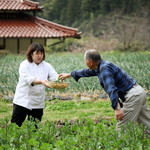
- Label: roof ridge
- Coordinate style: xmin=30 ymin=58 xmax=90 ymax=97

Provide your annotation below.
xmin=0 ymin=0 xmax=43 ymax=10
xmin=35 ymin=17 xmax=79 ymax=34
xmin=35 ymin=18 xmax=55 ymax=37
xmin=22 ymin=0 xmax=39 ymax=8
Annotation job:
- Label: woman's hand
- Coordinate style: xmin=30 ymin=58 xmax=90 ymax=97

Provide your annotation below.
xmin=59 ymin=73 xmax=71 ymax=81
xmin=41 ymin=80 xmax=51 ymax=88
xmin=32 ymin=79 xmax=53 ymax=88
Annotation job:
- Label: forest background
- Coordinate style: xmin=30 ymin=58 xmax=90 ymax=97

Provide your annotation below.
xmin=33 ymin=0 xmax=150 ymax=52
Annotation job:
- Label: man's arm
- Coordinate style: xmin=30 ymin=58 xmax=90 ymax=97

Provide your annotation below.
xmin=100 ymin=70 xmax=124 ymax=120
xmin=59 ymin=73 xmax=72 ymax=80
xmin=115 ymin=103 xmax=124 ymax=120
xmin=59 ymin=69 xmax=97 ymax=82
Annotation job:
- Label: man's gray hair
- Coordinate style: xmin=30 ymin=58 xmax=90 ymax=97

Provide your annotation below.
xmin=84 ymin=49 xmax=101 ymax=62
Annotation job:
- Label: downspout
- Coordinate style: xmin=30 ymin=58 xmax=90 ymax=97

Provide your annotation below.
xmin=17 ymin=38 xmax=19 ymax=54
xmin=4 ymin=39 xmax=6 ymax=50
xmin=44 ymin=39 xmax=46 ymax=46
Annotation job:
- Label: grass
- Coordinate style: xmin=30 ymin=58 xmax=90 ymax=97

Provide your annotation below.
xmin=0 ymin=97 xmax=114 ymax=122
xmin=44 ymin=99 xmax=114 ymax=122
xmin=1 ymin=96 xmax=150 ymax=124
xmin=0 ymin=99 xmax=12 ymax=119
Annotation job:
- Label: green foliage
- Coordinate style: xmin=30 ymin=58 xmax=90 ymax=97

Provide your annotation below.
xmin=0 ymin=55 xmax=24 ymax=95
xmin=43 ymin=99 xmax=113 ymax=121
xmin=47 ymin=100 xmax=93 ymax=111
xmin=0 ymin=95 xmax=150 ymax=149
xmin=34 ymin=0 xmax=150 ymax=51
xmin=0 ymin=52 xmax=150 ymax=96
xmin=0 ymin=100 xmax=10 ymax=113
xmin=35 ymin=0 xmax=149 ymax=27
xmin=46 ymin=38 xmax=82 ymax=53
xmin=0 ymin=118 xmax=150 ymax=149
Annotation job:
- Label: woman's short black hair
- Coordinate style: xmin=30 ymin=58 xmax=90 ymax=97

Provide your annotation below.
xmin=26 ymin=43 xmax=45 ymax=63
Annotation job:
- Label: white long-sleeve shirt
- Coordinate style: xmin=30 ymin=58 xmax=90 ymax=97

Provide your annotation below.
xmin=13 ymin=60 xmax=58 ymax=109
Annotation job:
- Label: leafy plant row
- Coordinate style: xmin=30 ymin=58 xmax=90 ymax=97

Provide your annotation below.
xmin=0 ymin=52 xmax=150 ymax=96
xmin=0 ymin=118 xmax=150 ymax=150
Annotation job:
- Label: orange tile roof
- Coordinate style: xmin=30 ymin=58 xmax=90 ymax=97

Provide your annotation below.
xmin=0 ymin=13 xmax=81 ymax=38
xmin=0 ymin=0 xmax=43 ymax=10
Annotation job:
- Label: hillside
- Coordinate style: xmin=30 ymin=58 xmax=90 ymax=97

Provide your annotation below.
xmin=32 ymin=0 xmax=150 ymax=51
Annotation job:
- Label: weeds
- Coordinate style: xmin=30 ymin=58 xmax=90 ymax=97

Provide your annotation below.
xmin=0 ymin=52 xmax=150 ymax=96
xmin=0 ymin=119 xmax=150 ymax=150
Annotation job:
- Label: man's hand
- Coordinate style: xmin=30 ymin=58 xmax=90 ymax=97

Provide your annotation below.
xmin=115 ymin=109 xmax=124 ymax=120
xmin=59 ymin=73 xmax=71 ymax=81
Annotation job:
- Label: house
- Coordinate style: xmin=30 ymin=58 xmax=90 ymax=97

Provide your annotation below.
xmin=0 ymin=0 xmax=81 ymax=53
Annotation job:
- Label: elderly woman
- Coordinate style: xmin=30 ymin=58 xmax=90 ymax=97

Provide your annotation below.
xmin=11 ymin=43 xmax=58 ymax=127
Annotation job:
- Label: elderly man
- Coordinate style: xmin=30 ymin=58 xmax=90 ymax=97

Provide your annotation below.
xmin=59 ymin=49 xmax=150 ymax=135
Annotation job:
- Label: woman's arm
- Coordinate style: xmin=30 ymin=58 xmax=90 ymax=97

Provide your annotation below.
xmin=31 ymin=79 xmax=52 ymax=88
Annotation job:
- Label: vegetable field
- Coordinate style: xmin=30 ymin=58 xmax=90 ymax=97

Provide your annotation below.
xmin=0 ymin=51 xmax=150 ymax=149
xmin=0 ymin=118 xmax=150 ymax=150
xmin=0 ymin=51 xmax=150 ymax=96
